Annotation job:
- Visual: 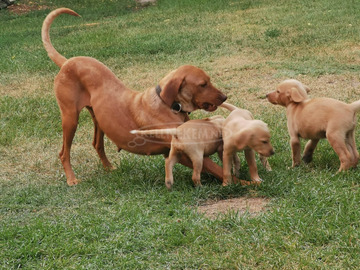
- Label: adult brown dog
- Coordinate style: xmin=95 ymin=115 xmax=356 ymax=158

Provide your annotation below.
xmin=266 ymin=79 xmax=360 ymax=171
xmin=42 ymin=8 xmax=227 ymax=185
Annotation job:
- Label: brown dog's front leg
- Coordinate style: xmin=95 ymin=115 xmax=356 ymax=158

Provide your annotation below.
xmin=87 ymin=107 xmax=113 ymax=170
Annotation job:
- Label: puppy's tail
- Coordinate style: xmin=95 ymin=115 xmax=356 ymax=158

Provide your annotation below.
xmin=130 ymin=128 xmax=177 ymax=136
xmin=220 ymin=102 xmax=239 ymax=112
xmin=42 ymin=8 xmax=80 ymax=68
xmin=350 ymin=100 xmax=360 ymax=112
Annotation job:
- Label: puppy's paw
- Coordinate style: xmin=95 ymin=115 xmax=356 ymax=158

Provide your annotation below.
xmin=302 ymin=154 xmax=313 ymax=164
xmin=251 ymin=180 xmax=262 ymax=186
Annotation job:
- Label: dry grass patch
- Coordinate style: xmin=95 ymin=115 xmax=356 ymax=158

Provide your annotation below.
xmin=7 ymin=0 xmax=50 ymax=15
xmin=0 ymin=123 xmax=119 ymax=184
xmin=198 ymin=197 xmax=270 ymax=219
xmin=0 ymin=74 xmax=54 ymax=98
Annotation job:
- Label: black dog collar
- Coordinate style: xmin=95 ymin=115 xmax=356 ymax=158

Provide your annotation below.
xmin=155 ymin=85 xmax=190 ymax=115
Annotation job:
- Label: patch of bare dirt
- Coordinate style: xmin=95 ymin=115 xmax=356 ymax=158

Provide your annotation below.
xmin=197 ymin=197 xmax=270 ymax=219
xmin=8 ymin=0 xmax=50 ymax=15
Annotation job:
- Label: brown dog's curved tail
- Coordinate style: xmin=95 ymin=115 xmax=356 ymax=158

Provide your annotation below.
xmin=220 ymin=102 xmax=238 ymax=112
xmin=350 ymin=100 xmax=360 ymax=112
xmin=42 ymin=8 xmax=80 ymax=68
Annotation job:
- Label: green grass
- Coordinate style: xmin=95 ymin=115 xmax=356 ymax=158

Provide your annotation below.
xmin=1 ymin=0 xmax=360 ymax=269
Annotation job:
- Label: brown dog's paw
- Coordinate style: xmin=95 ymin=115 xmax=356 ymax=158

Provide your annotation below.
xmin=105 ymin=165 xmax=116 ymax=172
xmin=192 ymin=179 xmax=202 ymax=188
xmin=165 ymin=179 xmax=173 ymax=190
xmin=67 ymin=178 xmax=81 ymax=186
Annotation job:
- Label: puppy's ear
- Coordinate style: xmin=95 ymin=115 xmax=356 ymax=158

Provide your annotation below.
xmin=235 ymin=129 xmax=253 ymax=150
xmin=289 ymin=86 xmax=308 ymax=103
xmin=160 ymin=76 xmax=184 ymax=107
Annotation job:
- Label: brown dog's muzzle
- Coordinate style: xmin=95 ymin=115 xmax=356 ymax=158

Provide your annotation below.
xmin=201 ymin=93 xmax=227 ymax=112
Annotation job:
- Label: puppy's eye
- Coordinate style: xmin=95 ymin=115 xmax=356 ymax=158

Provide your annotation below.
xmin=276 ymin=90 xmax=280 ymax=93
xmin=200 ymin=82 xmax=207 ymax=87
xmin=262 ymin=141 xmax=268 ymax=144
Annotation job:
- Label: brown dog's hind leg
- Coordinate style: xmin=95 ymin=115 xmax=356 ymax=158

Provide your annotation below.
xmin=86 ymin=107 xmax=113 ymax=170
xmin=59 ymin=112 xmax=80 ymax=186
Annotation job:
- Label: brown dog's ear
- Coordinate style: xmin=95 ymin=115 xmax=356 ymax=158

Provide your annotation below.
xmin=289 ymin=86 xmax=308 ymax=103
xmin=160 ymin=76 xmax=184 ymax=107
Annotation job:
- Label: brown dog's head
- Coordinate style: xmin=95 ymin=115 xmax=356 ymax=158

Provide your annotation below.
xmin=158 ymin=65 xmax=227 ymax=112
xmin=235 ymin=121 xmax=275 ymax=157
xmin=266 ymin=79 xmax=310 ymax=107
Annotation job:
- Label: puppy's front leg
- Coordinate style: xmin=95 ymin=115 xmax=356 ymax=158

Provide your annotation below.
xmin=259 ymin=155 xmax=272 ymax=171
xmin=290 ymin=136 xmax=301 ymax=167
xmin=232 ymin=154 xmax=240 ymax=177
xmin=222 ymin=150 xmax=234 ymax=186
xmin=244 ymin=149 xmax=261 ymax=183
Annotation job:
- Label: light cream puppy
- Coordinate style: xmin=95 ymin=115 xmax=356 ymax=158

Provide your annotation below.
xmin=266 ymin=79 xmax=360 ymax=171
xmin=131 ymin=116 xmax=232 ymax=189
xmin=221 ymin=103 xmax=274 ymax=186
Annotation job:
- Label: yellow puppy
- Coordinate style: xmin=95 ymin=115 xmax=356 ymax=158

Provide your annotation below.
xmin=131 ymin=116 xmax=228 ymax=189
xmin=266 ymin=79 xmax=360 ymax=171
xmin=221 ymin=103 xmax=274 ymax=186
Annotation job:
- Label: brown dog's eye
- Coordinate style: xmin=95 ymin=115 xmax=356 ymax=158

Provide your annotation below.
xmin=262 ymin=141 xmax=268 ymax=144
xmin=200 ymin=82 xmax=207 ymax=87
xmin=276 ymin=90 xmax=280 ymax=93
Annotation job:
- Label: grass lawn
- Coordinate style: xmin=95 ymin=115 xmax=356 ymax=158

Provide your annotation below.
xmin=1 ymin=0 xmax=360 ymax=268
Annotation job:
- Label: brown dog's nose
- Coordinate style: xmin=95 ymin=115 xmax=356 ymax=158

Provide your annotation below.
xmin=220 ymin=94 xmax=227 ymax=103
xmin=270 ymin=149 xmax=275 ymax=156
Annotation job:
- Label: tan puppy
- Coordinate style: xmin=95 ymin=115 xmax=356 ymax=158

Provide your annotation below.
xmin=221 ymin=103 xmax=274 ymax=186
xmin=266 ymin=79 xmax=360 ymax=171
xmin=42 ymin=8 xmax=227 ymax=185
xmin=131 ymin=116 xmax=229 ymax=189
